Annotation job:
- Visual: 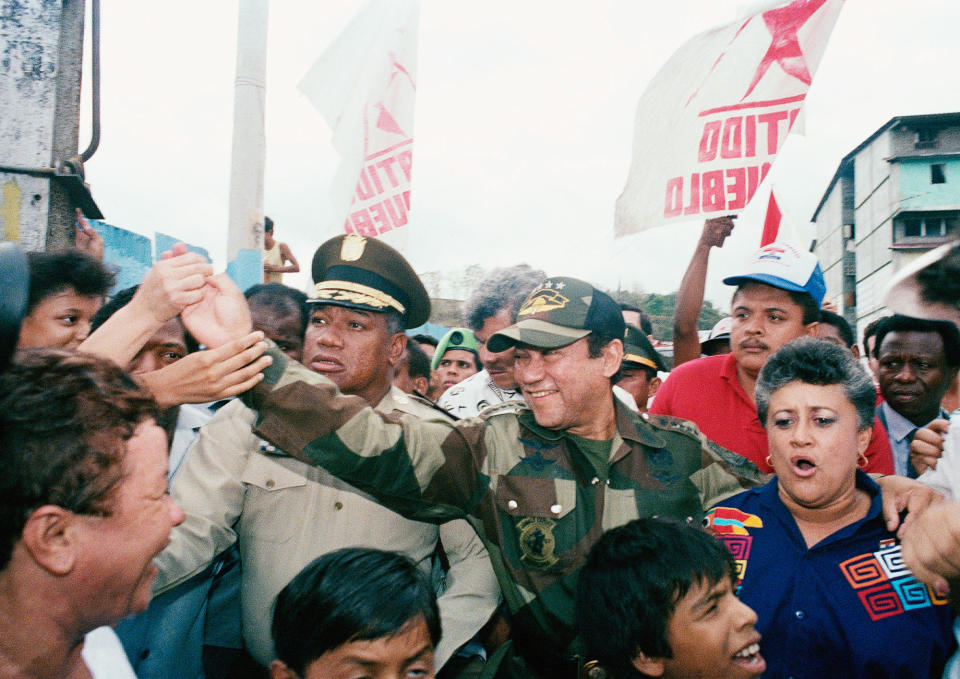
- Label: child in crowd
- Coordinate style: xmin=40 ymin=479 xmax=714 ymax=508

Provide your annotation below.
xmin=270 ymin=548 xmax=441 ymax=679
xmin=576 ymin=518 xmax=765 ymax=679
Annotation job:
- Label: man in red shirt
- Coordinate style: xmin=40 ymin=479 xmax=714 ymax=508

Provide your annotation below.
xmin=650 ymin=242 xmax=893 ymax=474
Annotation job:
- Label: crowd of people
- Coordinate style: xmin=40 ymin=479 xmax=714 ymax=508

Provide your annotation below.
xmin=3 ymin=213 xmax=960 ymax=679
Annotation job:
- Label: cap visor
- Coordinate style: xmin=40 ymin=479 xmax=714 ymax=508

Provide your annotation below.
xmin=722 ymin=273 xmax=807 ymax=294
xmin=488 ymin=319 xmax=590 ymax=353
xmin=307 ymin=297 xmax=389 ymax=314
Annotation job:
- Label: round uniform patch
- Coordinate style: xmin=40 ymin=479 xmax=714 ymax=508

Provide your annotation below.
xmin=517 ymin=517 xmax=559 ymax=568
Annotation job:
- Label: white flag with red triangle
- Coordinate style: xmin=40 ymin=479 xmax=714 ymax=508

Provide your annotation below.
xmin=615 ymin=0 xmax=843 ymax=237
xmin=299 ymin=0 xmax=419 ymax=242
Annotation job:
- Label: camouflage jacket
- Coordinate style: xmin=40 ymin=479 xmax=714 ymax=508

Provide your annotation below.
xmin=243 ymin=347 xmax=765 ymax=674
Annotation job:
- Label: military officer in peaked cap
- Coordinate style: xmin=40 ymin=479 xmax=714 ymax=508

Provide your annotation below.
xmin=309 ymin=232 xmax=431 ymax=329
xmin=615 ymin=324 xmax=666 ymax=413
xmin=151 ymin=233 xmax=499 ymax=673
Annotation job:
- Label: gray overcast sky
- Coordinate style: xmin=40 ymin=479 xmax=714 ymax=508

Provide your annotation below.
xmin=84 ymin=0 xmax=960 ymax=307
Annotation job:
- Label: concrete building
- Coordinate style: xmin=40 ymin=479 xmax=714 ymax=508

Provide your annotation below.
xmin=813 ymin=112 xmax=960 ymax=337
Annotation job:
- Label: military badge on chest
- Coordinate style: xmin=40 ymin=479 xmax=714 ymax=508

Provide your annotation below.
xmin=517 ymin=517 xmax=559 ymax=568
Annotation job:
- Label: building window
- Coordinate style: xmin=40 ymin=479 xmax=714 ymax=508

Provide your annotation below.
xmin=932 ymin=163 xmax=946 ymax=184
xmin=893 ymin=211 xmax=960 ymax=244
xmin=916 ymin=128 xmax=939 ymax=149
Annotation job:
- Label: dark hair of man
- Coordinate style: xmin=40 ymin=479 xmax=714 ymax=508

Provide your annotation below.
xmin=245 ymin=283 xmax=309 ymax=336
xmin=915 ymin=242 xmax=960 ymax=310
xmin=264 ymin=216 xmax=274 ymax=232
xmin=405 ymin=340 xmax=431 ymax=380
xmin=619 ymin=302 xmax=654 ymax=336
xmin=755 ymin=337 xmax=876 ymax=429
xmin=818 ymin=309 xmax=854 ymax=348
xmin=862 ymin=315 xmax=890 ymax=354
xmin=576 ymin=518 xmax=736 ymax=679
xmin=587 ymin=332 xmax=621 ymax=359
xmin=463 ymin=264 xmax=546 ymax=330
xmin=872 ymin=314 xmax=960 ymax=367
xmin=26 ymin=250 xmax=116 ymax=312
xmin=731 ymin=285 xmax=819 ymax=325
xmin=90 ymin=285 xmax=199 ymax=353
xmin=411 ymin=333 xmax=438 ymax=348
xmin=272 ymin=548 xmax=441 ymax=676
xmin=0 ymin=350 xmax=157 ymax=570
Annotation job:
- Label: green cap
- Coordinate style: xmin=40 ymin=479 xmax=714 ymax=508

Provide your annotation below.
xmin=488 ymin=277 xmax=625 ymax=352
xmin=309 ymin=234 xmax=430 ymax=329
xmin=622 ymin=324 xmax=666 ymax=373
xmin=431 ymin=327 xmax=480 ymax=371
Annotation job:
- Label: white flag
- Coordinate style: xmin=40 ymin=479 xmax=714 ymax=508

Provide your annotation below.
xmin=615 ymin=0 xmax=843 ymax=236
xmin=299 ymin=0 xmax=419 ymax=241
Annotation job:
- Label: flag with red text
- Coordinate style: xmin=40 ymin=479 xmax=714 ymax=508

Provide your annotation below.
xmin=299 ymin=0 xmax=419 ymax=241
xmin=615 ymin=0 xmax=843 ymax=236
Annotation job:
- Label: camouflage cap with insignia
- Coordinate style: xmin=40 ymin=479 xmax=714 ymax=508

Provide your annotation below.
xmin=622 ymin=324 xmax=666 ymax=373
xmin=309 ymin=234 xmax=430 ymax=328
xmin=488 ymin=276 xmax=625 ymax=352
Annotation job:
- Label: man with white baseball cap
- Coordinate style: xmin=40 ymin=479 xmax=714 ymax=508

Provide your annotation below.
xmin=700 ymin=316 xmax=733 ymax=357
xmin=650 ymin=241 xmax=894 ymax=474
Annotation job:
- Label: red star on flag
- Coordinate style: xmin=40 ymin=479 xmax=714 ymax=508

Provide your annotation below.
xmin=742 ymin=0 xmax=828 ymax=100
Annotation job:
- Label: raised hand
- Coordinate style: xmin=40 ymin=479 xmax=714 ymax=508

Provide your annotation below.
xmin=138 ymin=331 xmax=271 ymax=407
xmin=74 ymin=208 xmax=104 ymax=261
xmin=699 ymin=216 xmax=735 ymax=248
xmin=181 ymin=273 xmax=253 ymax=349
xmin=131 ymin=243 xmax=213 ymax=325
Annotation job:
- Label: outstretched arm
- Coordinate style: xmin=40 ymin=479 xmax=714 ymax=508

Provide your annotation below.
xmin=901 ymin=498 xmax=960 ymax=600
xmin=672 ymin=217 xmax=734 ymax=367
xmin=138 ymin=332 xmax=271 ymax=408
xmin=79 ymin=243 xmax=213 ymax=365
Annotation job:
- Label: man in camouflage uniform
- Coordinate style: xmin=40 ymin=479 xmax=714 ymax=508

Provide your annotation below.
xmin=218 ymin=273 xmax=763 ymax=678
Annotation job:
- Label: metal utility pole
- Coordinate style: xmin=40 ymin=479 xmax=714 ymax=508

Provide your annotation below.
xmin=0 ymin=0 xmax=100 ymax=252
xmin=225 ymin=0 xmax=268 ymax=291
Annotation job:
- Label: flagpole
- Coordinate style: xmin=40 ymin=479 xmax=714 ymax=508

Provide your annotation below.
xmin=225 ymin=0 xmax=268 ymax=291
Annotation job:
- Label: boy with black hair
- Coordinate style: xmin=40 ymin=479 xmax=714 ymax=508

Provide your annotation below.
xmin=817 ymin=308 xmax=858 ymax=355
xmin=576 ymin=518 xmax=764 ymax=679
xmin=270 ymin=548 xmax=441 ymax=679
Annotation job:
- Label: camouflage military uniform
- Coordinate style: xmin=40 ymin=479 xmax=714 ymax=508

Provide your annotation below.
xmin=242 ymin=347 xmax=765 ymax=678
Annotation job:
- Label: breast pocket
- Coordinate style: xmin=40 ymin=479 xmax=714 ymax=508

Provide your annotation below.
xmin=495 ymin=475 xmax=577 ymax=573
xmin=240 ymin=454 xmax=308 ymax=544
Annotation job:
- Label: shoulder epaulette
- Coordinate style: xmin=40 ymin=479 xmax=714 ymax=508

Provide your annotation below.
xmin=405 ymin=392 xmax=458 ymax=421
xmin=643 ymin=412 xmax=703 ymax=439
xmin=478 ymin=400 xmax=528 ymax=420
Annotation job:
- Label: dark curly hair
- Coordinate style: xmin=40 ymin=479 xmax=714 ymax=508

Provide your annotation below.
xmin=0 ymin=350 xmax=158 ymax=570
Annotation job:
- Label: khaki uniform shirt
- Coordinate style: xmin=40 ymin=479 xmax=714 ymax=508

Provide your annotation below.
xmin=241 ymin=348 xmax=765 ymax=676
xmin=153 ymin=385 xmax=499 ymax=668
